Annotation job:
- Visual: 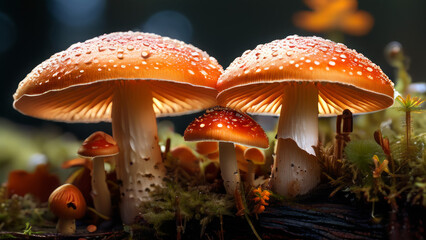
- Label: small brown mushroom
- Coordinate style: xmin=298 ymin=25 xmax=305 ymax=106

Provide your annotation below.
xmin=48 ymin=184 xmax=86 ymax=235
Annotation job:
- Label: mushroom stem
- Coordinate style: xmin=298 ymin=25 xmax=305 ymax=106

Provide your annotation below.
xmin=56 ymin=218 xmax=75 ymax=235
xmin=91 ymin=157 xmax=111 ymax=217
xmin=219 ymin=142 xmax=240 ymax=194
xmin=112 ymin=81 xmax=166 ymax=224
xmin=271 ymin=83 xmax=320 ymax=196
xmin=247 ymin=160 xmax=255 ymax=187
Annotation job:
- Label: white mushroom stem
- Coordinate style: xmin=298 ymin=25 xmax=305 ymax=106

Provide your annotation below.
xmin=219 ymin=142 xmax=240 ymax=195
xmin=56 ymin=218 xmax=75 ymax=235
xmin=271 ymin=83 xmax=321 ymax=196
xmin=246 ymin=160 xmax=255 ymax=187
xmin=112 ymin=81 xmax=166 ymax=224
xmin=91 ymin=157 xmax=111 ymax=217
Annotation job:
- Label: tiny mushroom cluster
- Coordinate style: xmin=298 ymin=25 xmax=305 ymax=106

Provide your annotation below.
xmin=217 ymin=35 xmax=395 ymax=197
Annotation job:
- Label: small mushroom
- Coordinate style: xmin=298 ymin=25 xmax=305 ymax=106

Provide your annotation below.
xmin=196 ymin=142 xmax=219 ymax=161
xmin=170 ymin=145 xmax=200 ymax=174
xmin=48 ymin=184 xmax=86 ymax=235
xmin=243 ymin=147 xmax=266 ymax=187
xmin=235 ymin=144 xmax=248 ymax=173
xmin=217 ymin=35 xmax=395 ymax=196
xmin=196 ymin=142 xmax=219 ymax=155
xmin=184 ymin=107 xmax=269 ymax=195
xmin=78 ymin=131 xmax=118 ymax=218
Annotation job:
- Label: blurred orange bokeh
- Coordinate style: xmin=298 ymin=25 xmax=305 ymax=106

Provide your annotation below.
xmin=293 ymin=0 xmax=374 ymax=36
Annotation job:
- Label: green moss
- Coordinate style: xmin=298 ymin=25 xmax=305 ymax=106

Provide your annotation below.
xmin=138 ymin=182 xmax=233 ymax=237
xmin=344 ymin=140 xmax=386 ymax=174
xmin=0 ymin=186 xmax=51 ymax=232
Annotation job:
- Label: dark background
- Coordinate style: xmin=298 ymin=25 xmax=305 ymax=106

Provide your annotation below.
xmin=0 ymin=0 xmax=425 ymax=140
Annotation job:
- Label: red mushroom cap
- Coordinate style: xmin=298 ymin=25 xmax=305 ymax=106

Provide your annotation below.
xmin=217 ymin=35 xmax=394 ymax=116
xmin=78 ymin=131 xmax=119 ymax=158
xmin=48 ymin=184 xmax=87 ymax=219
xmin=184 ymin=107 xmax=269 ymax=148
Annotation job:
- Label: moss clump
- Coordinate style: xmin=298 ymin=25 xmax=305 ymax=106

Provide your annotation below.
xmin=0 ymin=186 xmax=52 ymax=232
xmin=138 ymin=182 xmax=234 ymax=238
xmin=344 ymin=140 xmax=386 ymax=174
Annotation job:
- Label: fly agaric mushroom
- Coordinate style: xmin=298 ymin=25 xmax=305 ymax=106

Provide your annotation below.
xmin=78 ymin=131 xmax=118 ymax=218
xmin=244 ymin=147 xmax=266 ymax=187
xmin=217 ymin=35 xmax=394 ymax=197
xmin=48 ymin=184 xmax=86 ymax=235
xmin=13 ymin=32 xmax=222 ymax=224
xmin=184 ymin=107 xmax=269 ymax=194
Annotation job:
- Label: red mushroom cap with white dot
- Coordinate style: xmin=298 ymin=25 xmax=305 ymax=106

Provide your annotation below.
xmin=217 ymin=35 xmax=394 ymax=115
xmin=13 ymin=31 xmax=223 ymax=122
xmin=78 ymin=131 xmax=119 ymax=158
xmin=184 ymin=107 xmax=269 ymax=149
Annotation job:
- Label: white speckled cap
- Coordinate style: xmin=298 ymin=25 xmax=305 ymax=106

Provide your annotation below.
xmin=14 ymin=31 xmax=223 ymax=122
xmin=217 ymin=35 xmax=394 ymax=116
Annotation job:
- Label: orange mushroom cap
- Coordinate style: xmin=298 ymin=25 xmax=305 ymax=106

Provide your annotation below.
xmin=13 ymin=31 xmax=223 ymax=122
xmin=217 ymin=35 xmax=394 ymax=116
xmin=184 ymin=107 xmax=269 ymax=148
xmin=195 ymin=141 xmax=219 ymax=155
xmin=206 ymin=151 xmax=219 ymax=161
xmin=78 ymin=131 xmax=119 ymax=158
xmin=170 ymin=146 xmax=200 ymax=174
xmin=235 ymin=144 xmax=249 ymax=172
xmin=244 ymin=148 xmax=266 ymax=165
xmin=48 ymin=184 xmax=86 ymax=219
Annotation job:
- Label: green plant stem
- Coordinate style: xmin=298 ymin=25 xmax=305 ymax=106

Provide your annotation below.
xmin=244 ymin=214 xmax=262 ymax=240
xmin=406 ymin=111 xmax=411 ymax=151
